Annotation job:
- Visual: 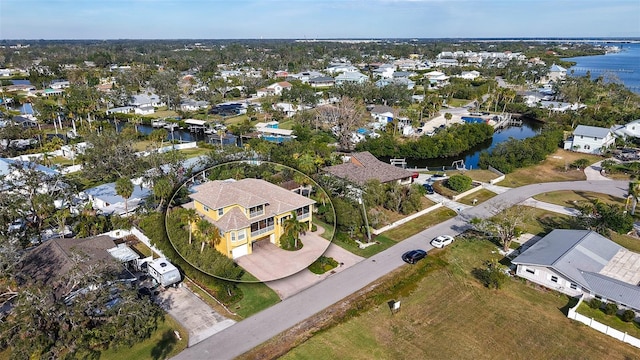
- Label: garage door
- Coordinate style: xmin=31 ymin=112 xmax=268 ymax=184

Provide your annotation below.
xmin=231 ymin=245 xmax=249 ymax=259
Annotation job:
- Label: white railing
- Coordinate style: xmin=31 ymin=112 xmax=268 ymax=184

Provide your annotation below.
xmin=298 ymin=212 xmax=310 ymax=220
xmin=251 ymin=225 xmax=274 ymax=238
xmin=567 ymin=295 xmax=640 ymax=349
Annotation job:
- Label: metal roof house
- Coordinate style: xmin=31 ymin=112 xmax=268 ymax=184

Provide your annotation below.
xmin=512 ymin=229 xmax=640 ymax=312
xmin=563 ymin=125 xmax=615 ymax=155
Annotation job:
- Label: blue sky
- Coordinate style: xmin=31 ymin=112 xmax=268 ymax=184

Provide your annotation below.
xmin=1 ymin=0 xmax=639 ymax=39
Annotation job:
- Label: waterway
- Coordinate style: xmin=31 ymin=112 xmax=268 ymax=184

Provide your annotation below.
xmin=388 ymin=118 xmax=543 ymax=170
xmin=562 ymin=42 xmax=640 ymax=94
xmin=114 ymin=121 xmax=207 ymax=143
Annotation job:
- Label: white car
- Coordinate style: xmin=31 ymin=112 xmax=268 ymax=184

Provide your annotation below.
xmin=430 ymin=235 xmax=455 ymax=248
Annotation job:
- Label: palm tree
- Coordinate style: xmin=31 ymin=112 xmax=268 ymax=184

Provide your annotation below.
xmin=181 ymin=208 xmax=200 ymax=245
xmin=196 ymin=220 xmax=221 ymax=253
xmin=627 ymin=181 xmax=640 ymax=215
xmin=115 ymin=177 xmax=134 ymax=214
xmin=283 ymin=211 xmax=307 ymax=249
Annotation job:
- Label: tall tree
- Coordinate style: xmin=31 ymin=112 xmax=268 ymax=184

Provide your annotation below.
xmin=315 ymin=97 xmax=367 ymax=151
xmin=181 ymin=208 xmax=200 ymax=245
xmin=470 ymin=204 xmax=532 ymax=252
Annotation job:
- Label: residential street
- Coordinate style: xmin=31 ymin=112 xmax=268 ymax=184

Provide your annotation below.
xmin=171 ymin=180 xmax=628 ymax=360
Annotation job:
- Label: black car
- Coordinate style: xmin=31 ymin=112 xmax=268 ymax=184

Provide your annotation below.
xmin=422 ymin=183 xmax=434 ymax=194
xmin=402 ymin=249 xmax=427 ymax=264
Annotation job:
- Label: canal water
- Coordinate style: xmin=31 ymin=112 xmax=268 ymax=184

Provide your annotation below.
xmin=114 ymin=121 xmax=207 ymax=143
xmin=393 ymin=118 xmax=543 ymax=170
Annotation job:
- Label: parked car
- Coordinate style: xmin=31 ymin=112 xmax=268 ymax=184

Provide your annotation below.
xmin=430 ymin=235 xmax=455 ymax=248
xmin=422 ymin=183 xmax=434 ymax=194
xmin=402 ymin=249 xmax=427 ymax=264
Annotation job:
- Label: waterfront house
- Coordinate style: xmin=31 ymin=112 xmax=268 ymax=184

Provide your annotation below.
xmin=547 ymin=64 xmax=567 ymax=83
xmin=512 ymin=229 xmax=640 ymax=312
xmin=187 ymin=178 xmax=316 ymax=259
xmin=563 ymin=125 xmax=615 ymax=154
xmin=254 ymin=121 xmax=295 ymax=143
xmin=322 ymin=151 xmax=414 ymax=186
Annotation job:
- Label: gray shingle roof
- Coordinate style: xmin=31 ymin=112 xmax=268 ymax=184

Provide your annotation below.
xmin=573 ymin=125 xmax=611 ymax=138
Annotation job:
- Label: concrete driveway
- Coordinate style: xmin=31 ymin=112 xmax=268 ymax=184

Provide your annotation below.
xmin=155 ymin=285 xmax=235 ymax=347
xmin=235 ymin=229 xmax=331 ymax=282
xmin=263 ymin=242 xmax=364 ymax=299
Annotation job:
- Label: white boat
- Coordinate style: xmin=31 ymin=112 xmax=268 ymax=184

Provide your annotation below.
xmin=164 ymin=123 xmax=179 ymax=131
xmin=151 ymin=119 xmax=167 ymax=128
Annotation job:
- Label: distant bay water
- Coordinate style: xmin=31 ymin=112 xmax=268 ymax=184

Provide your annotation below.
xmin=562 ymin=42 xmax=640 ymax=94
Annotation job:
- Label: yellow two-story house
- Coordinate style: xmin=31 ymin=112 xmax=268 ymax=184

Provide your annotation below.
xmin=188 ymin=178 xmax=316 ymax=259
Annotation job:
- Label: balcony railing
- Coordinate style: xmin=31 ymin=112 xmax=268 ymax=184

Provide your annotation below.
xmin=249 ymin=209 xmax=264 ymax=218
xmin=298 ymin=212 xmax=310 ymax=220
xmin=251 ymin=225 xmax=274 ymax=238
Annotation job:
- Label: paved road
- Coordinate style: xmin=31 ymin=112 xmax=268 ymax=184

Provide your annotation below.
xmin=171 ymin=180 xmax=627 ymax=360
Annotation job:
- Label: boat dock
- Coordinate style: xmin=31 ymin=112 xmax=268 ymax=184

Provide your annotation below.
xmin=493 ymin=113 xmax=522 ymax=129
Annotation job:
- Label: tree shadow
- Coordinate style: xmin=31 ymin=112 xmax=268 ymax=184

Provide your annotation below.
xmin=537 ymin=215 xmax=575 ymax=235
xmin=151 ymin=329 xmax=178 ymax=360
xmin=558 ymin=295 xmax=580 ymax=316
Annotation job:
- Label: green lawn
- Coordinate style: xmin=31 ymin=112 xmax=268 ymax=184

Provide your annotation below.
xmin=332 ymin=234 xmax=397 ymax=258
xmin=519 ymin=207 xmax=573 ymax=236
xmin=609 ymin=232 xmax=640 ymax=253
xmin=577 ymin=302 xmax=640 ymax=338
xmin=279 ymin=239 xmax=640 ymax=360
xmin=457 ymin=188 xmax=497 ymax=205
xmin=233 ymin=281 xmax=282 ymax=317
xmin=223 ymin=114 xmax=249 ymax=125
xmin=179 ymin=147 xmax=212 ymax=159
xmin=446 ymin=98 xmax=471 ymax=107
xmin=382 ymin=207 xmax=457 ymax=242
xmin=314 ymin=219 xmax=336 ymax=241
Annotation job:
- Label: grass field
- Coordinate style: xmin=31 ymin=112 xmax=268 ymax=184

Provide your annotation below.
xmin=333 ymin=234 xmax=397 ymax=258
xmin=457 ymin=188 xmax=497 ymax=205
xmin=233 ymin=278 xmax=282 ymax=317
xmin=576 ymin=302 xmax=640 ymax=338
xmin=533 ymin=190 xmax=626 ymax=208
xmin=382 ymin=207 xmax=457 ymax=242
xmin=280 ymin=239 xmax=640 ymax=360
xmin=500 ymin=150 xmax=603 ymax=187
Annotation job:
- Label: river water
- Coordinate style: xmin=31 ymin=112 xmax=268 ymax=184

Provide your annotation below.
xmin=389 ymin=118 xmax=543 ymax=170
xmin=562 ymin=42 xmax=640 ymax=94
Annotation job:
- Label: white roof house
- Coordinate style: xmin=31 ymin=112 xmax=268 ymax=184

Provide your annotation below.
xmin=612 ymin=119 xmax=640 ymax=139
xmin=334 ymin=72 xmax=369 ymax=85
xmin=512 ymin=229 xmax=640 ymax=312
xmin=563 ymin=125 xmax=615 ymax=155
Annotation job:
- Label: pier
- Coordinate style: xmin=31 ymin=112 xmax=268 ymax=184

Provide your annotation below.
xmin=493 ymin=113 xmax=522 ymax=129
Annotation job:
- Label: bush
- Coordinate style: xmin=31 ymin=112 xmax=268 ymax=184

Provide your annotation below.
xmin=603 ymin=302 xmax=618 ymax=315
xmin=621 ymin=309 xmax=636 ymax=322
xmin=311 ymin=223 xmax=318 ymax=232
xmin=308 ymin=256 xmax=339 ymax=274
xmin=446 ymin=174 xmax=473 ymax=193
xmin=473 ymin=259 xmax=509 ymax=289
xmin=588 ymin=298 xmax=602 ymax=309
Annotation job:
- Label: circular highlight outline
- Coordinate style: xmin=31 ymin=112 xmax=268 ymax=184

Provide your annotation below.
xmin=164 ymin=160 xmax=336 ymax=283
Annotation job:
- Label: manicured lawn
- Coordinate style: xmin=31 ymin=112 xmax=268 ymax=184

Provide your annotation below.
xmin=332 ymin=233 xmax=397 ymax=258
xmin=133 ymin=140 xmax=156 ymax=151
xmin=533 ymin=190 xmax=626 ymax=208
xmin=382 ymin=207 xmax=457 ymax=242
xmin=233 ymin=281 xmax=282 ymax=317
xmin=457 ymin=188 xmax=497 ymax=205
xmin=577 ymin=302 xmax=640 ymax=338
xmin=446 ymin=98 xmax=471 ymax=107
xmin=98 ymin=315 xmax=188 ymax=360
xmin=519 ymin=207 xmax=573 ymax=236
xmin=153 ymin=109 xmax=180 ymax=118
xmin=179 ymin=147 xmax=213 ymax=158
xmin=280 ymin=239 xmax=640 ymax=360
xmin=314 ymin=219 xmax=336 ymax=241
xmin=500 ymin=149 xmax=603 ymax=187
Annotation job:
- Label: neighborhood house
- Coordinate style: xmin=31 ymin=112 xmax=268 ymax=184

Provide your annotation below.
xmin=187 ymin=178 xmax=316 ymax=259
xmin=563 ymin=125 xmax=615 ymax=154
xmin=512 ymin=229 xmax=640 ymax=313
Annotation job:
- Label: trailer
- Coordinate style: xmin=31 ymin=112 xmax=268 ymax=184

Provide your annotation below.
xmin=147 ymin=258 xmax=181 ymax=287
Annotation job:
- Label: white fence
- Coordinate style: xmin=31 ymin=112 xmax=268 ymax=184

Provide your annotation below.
xmin=372 ymin=203 xmax=443 ymax=235
xmin=107 ymin=227 xmax=167 ymax=259
xmin=488 ymin=166 xmax=505 ymax=184
xmin=567 ymin=295 xmax=640 ymax=349
xmin=451 ymin=182 xmax=484 ymax=201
